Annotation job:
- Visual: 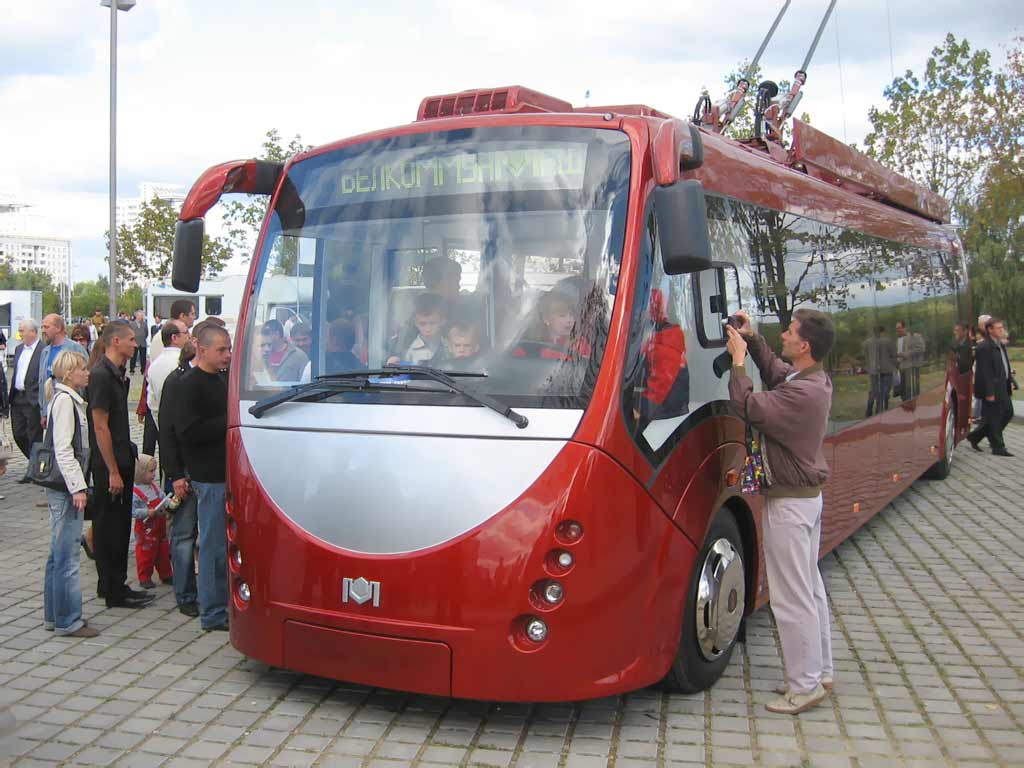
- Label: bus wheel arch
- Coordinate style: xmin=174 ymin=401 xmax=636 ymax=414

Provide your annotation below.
xmin=661 ymin=505 xmax=747 ymax=694
xmin=925 ymin=395 xmax=957 ymax=480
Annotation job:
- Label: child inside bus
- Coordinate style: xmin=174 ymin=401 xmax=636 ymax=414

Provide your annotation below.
xmin=443 ymin=320 xmax=482 ymax=370
xmin=512 ymin=290 xmax=591 ymax=359
xmin=387 ymin=292 xmax=447 ymax=365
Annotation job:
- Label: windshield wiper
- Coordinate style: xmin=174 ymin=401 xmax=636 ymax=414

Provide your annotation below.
xmin=249 ymin=367 xmax=529 ymax=429
xmin=360 ymin=365 xmax=528 ymax=429
xmin=248 ymin=375 xmax=369 ymax=418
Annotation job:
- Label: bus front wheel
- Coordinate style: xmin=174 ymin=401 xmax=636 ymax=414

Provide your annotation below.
xmin=662 ymin=510 xmax=746 ymax=694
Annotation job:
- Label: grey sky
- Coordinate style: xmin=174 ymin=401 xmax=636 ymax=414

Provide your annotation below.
xmin=1 ymin=0 xmax=1019 ymax=282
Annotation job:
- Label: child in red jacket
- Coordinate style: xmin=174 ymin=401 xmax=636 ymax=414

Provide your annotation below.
xmin=131 ymin=454 xmax=173 ymax=589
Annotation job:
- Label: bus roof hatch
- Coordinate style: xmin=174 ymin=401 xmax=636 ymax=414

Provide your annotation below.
xmin=417 ymin=86 xmax=572 ymax=120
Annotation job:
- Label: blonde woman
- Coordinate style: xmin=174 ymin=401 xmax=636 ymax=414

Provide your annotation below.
xmin=43 ymin=349 xmax=98 ymax=638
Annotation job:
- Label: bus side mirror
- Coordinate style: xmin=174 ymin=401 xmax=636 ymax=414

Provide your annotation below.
xmin=172 ymin=219 xmax=204 ymax=293
xmin=655 ymin=179 xmax=712 ymax=274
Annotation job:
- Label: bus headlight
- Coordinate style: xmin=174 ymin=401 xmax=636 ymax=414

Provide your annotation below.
xmin=557 ymin=551 xmax=573 ymax=569
xmin=232 ymin=548 xmax=243 ymax=569
xmin=238 ymin=582 xmax=251 ymax=602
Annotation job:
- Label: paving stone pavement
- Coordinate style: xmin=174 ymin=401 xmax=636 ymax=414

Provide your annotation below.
xmin=0 ymin=412 xmax=1021 ymax=767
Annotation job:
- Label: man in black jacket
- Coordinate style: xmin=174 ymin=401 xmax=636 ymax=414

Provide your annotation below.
xmin=969 ymin=318 xmax=1014 ymax=457
xmin=8 ymin=319 xmax=44 ymax=457
xmin=177 ymin=324 xmax=231 ymax=631
xmin=158 ymin=332 xmax=203 ymax=618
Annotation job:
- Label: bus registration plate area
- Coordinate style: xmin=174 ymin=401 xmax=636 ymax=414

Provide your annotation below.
xmin=282 ymin=620 xmax=452 ymax=696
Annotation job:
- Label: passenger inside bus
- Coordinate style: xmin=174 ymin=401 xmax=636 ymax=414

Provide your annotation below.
xmin=387 ymin=292 xmax=447 ymax=366
xmin=637 ymin=288 xmax=689 ymax=422
xmin=392 ymin=256 xmax=478 ymax=355
xmin=442 ymin=320 xmax=482 ymax=370
xmin=259 ymin=319 xmax=309 ymax=382
xmin=325 ymin=317 xmax=364 ymax=373
xmin=289 ymin=322 xmax=312 ymax=359
xmin=511 ymin=290 xmax=591 ymax=360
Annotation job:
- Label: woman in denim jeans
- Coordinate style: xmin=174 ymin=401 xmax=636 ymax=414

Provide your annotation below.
xmin=42 ymin=350 xmax=98 ymax=638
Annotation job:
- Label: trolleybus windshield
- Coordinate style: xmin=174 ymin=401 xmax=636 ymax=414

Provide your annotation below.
xmin=240 ymin=126 xmax=630 ymax=409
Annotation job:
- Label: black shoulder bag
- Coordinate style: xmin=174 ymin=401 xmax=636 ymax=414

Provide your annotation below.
xmin=21 ymin=392 xmax=89 ymax=492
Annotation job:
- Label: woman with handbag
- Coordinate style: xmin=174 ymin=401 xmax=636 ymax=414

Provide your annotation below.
xmin=41 ymin=349 xmax=98 ymax=637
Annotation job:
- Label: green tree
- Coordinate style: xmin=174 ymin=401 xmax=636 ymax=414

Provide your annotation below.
xmin=220 ymin=129 xmax=313 ymax=262
xmin=963 ymin=36 xmax=1024 ymax=331
xmin=862 ymin=34 xmax=995 ymax=224
xmin=118 ymin=285 xmax=144 ymax=316
xmin=113 ymin=197 xmax=231 ymax=284
xmin=0 ymin=262 xmax=62 ymax=315
xmin=71 ymin=277 xmax=113 ymax=320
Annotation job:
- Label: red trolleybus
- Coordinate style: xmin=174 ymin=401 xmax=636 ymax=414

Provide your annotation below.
xmin=172 ymin=86 xmax=969 ymax=701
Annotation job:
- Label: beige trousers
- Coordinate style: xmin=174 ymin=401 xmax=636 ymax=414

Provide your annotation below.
xmin=763 ymin=493 xmax=834 ymax=694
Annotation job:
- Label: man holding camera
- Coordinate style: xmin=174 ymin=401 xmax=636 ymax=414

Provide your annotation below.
xmin=725 ymin=309 xmax=836 ymax=715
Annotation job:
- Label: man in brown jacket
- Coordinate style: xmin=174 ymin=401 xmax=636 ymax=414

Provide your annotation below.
xmin=725 ymin=308 xmax=835 ymax=715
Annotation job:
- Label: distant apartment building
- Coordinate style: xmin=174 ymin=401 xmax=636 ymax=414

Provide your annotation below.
xmin=117 ymin=182 xmax=186 ymax=230
xmin=0 ymin=198 xmax=73 ymax=302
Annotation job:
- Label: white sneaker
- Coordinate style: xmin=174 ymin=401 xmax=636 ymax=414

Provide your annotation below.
xmin=774 ymin=675 xmax=834 ymax=696
xmin=766 ymin=683 xmax=828 ymax=714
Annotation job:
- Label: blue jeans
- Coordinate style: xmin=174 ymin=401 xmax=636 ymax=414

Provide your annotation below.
xmin=193 ymin=481 xmax=227 ymax=629
xmin=170 ymin=492 xmax=198 ymax=607
xmin=43 ymin=489 xmax=84 ymax=635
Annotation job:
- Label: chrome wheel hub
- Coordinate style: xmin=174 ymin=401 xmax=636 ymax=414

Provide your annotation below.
xmin=695 ymin=538 xmax=745 ymax=660
xmin=945 ymin=405 xmax=955 ymax=466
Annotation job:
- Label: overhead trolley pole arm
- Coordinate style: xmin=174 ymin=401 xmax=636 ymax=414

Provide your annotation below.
xmin=777 ymin=0 xmax=837 ymax=124
xmin=694 ymin=0 xmax=790 ymax=133
xmin=720 ymin=0 xmax=791 ymax=130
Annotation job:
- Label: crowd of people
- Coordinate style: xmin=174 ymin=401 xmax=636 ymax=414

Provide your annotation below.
xmin=0 ymin=302 xmax=231 ymax=637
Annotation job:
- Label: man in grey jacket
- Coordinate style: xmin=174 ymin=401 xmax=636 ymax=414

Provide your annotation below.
xmin=726 ymin=308 xmax=836 ymax=715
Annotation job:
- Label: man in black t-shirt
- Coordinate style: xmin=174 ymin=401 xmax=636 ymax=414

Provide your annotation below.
xmin=177 ymin=325 xmax=232 ymax=631
xmin=88 ymin=321 xmax=152 ymax=608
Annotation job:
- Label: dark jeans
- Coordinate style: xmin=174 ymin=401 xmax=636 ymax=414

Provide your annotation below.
xmin=142 ymin=411 xmax=158 ymax=456
xmin=130 ymin=346 xmax=147 ymax=374
xmin=91 ymin=461 xmax=135 ymax=603
xmin=969 ymin=398 xmax=1012 ymax=453
xmin=9 ymin=391 xmax=42 ymax=459
xmin=170 ymin=492 xmax=198 ymax=607
xmin=865 ymin=373 xmax=893 ymax=417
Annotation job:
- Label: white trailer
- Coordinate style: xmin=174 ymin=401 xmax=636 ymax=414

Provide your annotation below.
xmin=0 ymin=289 xmax=43 ymax=358
xmin=145 ymin=275 xmax=248 ymax=336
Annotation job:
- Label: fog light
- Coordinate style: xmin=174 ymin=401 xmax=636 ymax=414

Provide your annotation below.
xmin=557 ymin=551 xmax=573 ymax=569
xmin=543 ymin=581 xmax=564 ymax=604
xmin=558 ymin=520 xmax=583 ymax=542
xmin=525 ymin=618 xmax=548 ymax=643
xmin=232 ymin=548 xmax=243 ymax=568
xmin=238 ymin=582 xmax=251 ymax=602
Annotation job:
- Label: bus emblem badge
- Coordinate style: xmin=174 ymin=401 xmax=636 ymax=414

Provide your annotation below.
xmin=342 ymin=577 xmax=381 ymax=607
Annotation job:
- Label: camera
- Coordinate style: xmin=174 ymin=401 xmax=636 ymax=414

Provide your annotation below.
xmin=722 ymin=315 xmax=744 ymax=330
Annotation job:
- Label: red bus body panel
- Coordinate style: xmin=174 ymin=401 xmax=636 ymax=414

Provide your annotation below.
xmin=227 ymin=430 xmax=697 ymax=701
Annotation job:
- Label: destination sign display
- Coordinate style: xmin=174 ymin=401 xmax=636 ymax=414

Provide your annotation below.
xmin=304 ymin=142 xmax=589 ymax=206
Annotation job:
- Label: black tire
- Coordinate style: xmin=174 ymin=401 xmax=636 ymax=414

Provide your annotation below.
xmin=924 ymin=399 xmax=956 ymax=480
xmin=661 ymin=510 xmax=746 ymax=694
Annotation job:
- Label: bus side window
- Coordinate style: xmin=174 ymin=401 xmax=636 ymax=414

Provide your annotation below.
xmin=622 ymin=212 xmax=694 ymax=454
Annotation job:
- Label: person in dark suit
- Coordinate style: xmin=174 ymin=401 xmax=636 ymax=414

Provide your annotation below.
xmin=8 ymin=319 xmax=44 ymax=458
xmin=968 ymin=318 xmax=1014 ymax=456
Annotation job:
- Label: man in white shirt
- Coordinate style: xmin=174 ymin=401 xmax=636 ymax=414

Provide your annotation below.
xmin=147 ymin=320 xmax=189 ymax=427
xmin=8 ymin=319 xmax=44 ymax=458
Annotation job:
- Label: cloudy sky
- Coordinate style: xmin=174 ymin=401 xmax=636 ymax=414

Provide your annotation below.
xmin=1 ymin=0 xmax=1019 ymax=283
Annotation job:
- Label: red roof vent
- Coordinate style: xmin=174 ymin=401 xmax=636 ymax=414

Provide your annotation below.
xmin=417 ymin=86 xmax=573 ymax=121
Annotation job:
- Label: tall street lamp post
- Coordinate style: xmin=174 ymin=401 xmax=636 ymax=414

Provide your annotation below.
xmin=101 ymin=0 xmax=136 ymax=320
